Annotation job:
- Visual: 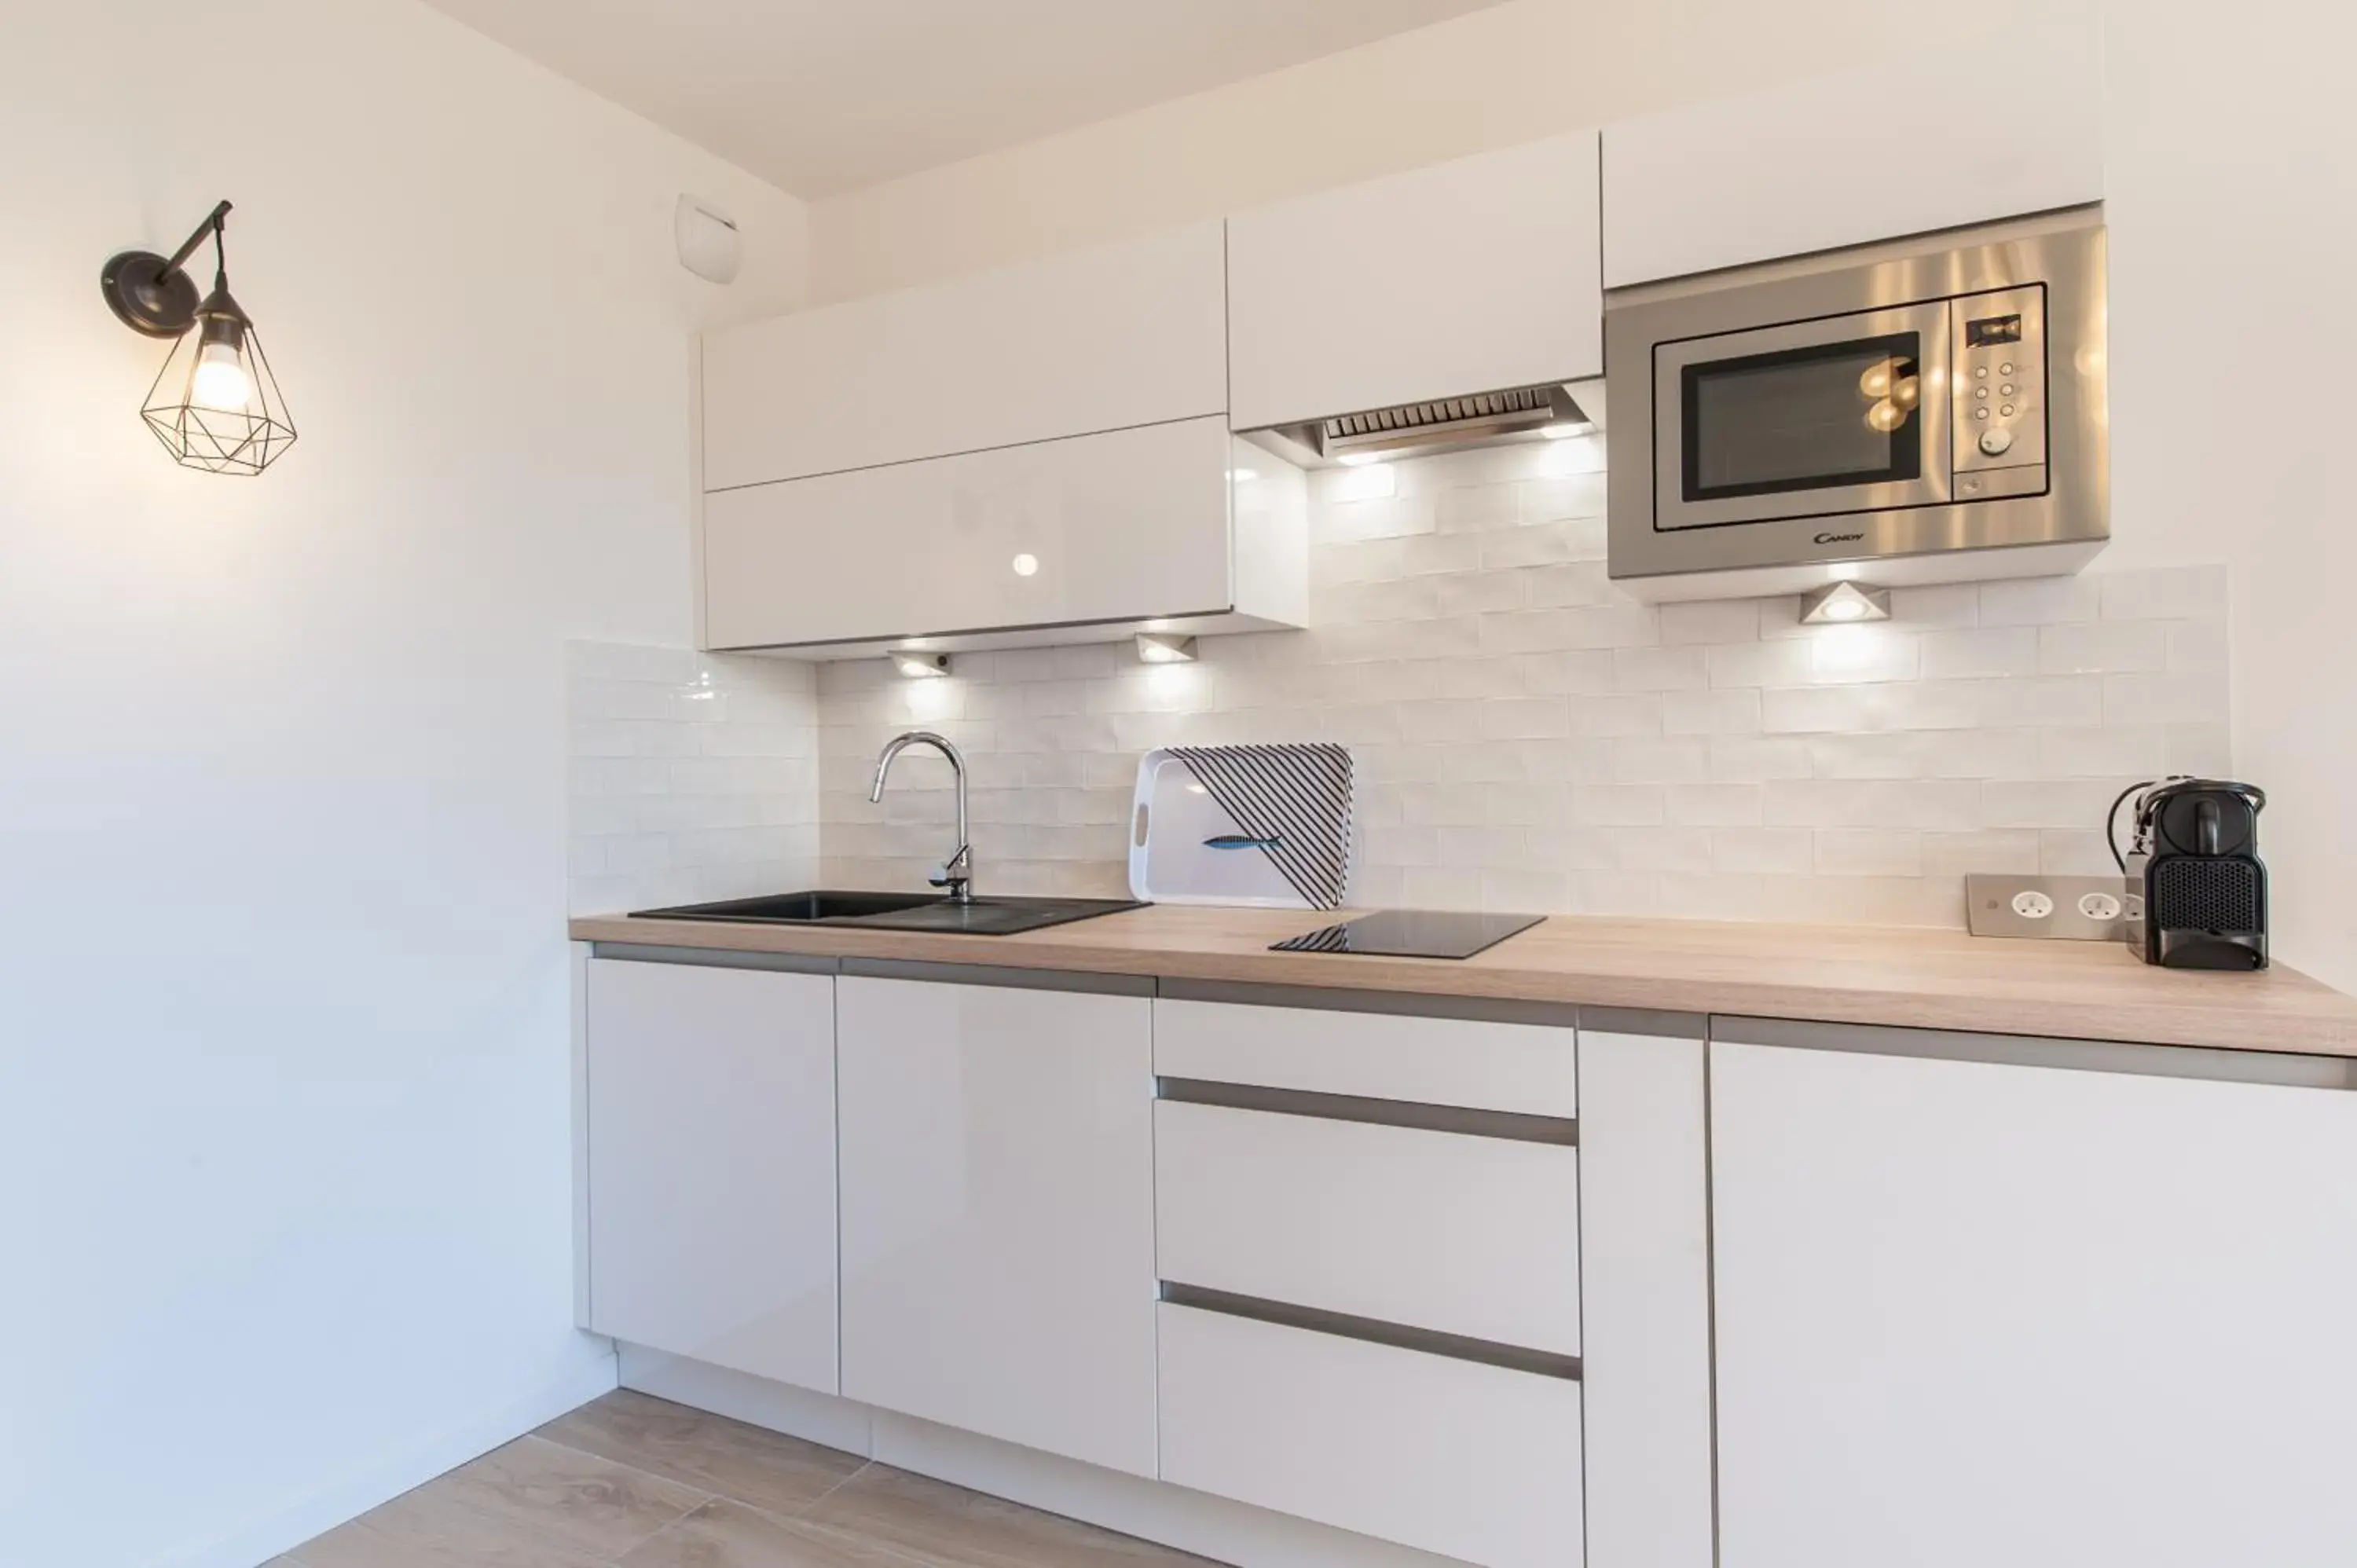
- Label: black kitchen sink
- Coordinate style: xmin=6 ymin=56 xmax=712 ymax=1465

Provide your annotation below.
xmin=629 ymin=890 xmax=1144 ymax=936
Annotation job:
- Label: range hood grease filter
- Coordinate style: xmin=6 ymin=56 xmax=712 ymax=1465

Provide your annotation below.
xmin=1281 ymin=382 xmax=1595 ymax=463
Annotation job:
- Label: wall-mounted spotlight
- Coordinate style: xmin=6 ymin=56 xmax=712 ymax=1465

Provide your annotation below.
xmin=1135 ymin=632 xmax=1198 ymax=664
xmin=101 ymin=200 xmax=295 ymax=475
xmin=890 ymin=650 xmax=951 ymax=679
xmin=1799 ymin=581 xmax=1892 ymax=625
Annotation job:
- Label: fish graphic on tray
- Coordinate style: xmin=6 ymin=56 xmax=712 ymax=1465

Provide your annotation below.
xmin=1127 ymin=744 xmax=1353 ymax=910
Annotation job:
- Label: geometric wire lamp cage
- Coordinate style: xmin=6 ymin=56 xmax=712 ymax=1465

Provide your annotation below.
xmin=102 ymin=200 xmax=296 ymax=475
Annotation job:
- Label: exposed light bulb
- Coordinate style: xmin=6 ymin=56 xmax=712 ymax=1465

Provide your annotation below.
xmin=1821 ymin=596 xmax=1868 ymax=621
xmin=1541 ymin=420 xmax=1594 ymax=439
xmin=192 ymin=339 xmax=251 ymax=411
xmin=1010 ymin=552 xmax=1039 ymax=577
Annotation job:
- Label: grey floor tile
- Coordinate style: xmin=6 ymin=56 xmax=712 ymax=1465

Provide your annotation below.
xmin=801 ymin=1465 xmax=1222 ymax=1568
xmin=537 ymin=1389 xmax=868 ymax=1519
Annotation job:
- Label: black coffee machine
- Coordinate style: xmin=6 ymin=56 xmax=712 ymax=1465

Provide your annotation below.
xmin=2115 ymin=778 xmax=2268 ymax=970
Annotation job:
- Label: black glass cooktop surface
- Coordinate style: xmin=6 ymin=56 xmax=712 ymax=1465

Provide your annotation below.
xmin=1270 ymin=910 xmax=1546 ymax=959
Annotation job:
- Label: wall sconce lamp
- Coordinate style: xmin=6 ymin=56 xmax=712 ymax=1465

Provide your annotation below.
xmin=101 ymin=200 xmax=295 ymax=474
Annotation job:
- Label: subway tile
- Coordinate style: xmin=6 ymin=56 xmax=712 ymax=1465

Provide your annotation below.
xmin=1317 ymin=494 xmax=1437 ymax=543
xmin=1478 ymin=519 xmax=1601 ymax=570
xmin=1480 ymin=698 xmax=1572 ymax=741
xmin=1711 ymin=828 xmax=1816 ymax=875
xmin=1888 ymin=584 xmax=1981 ymax=628
xmin=1761 ymin=779 xmax=1982 ymax=830
xmin=1667 ymin=783 xmax=1764 ymax=826
xmin=1659 ymin=599 xmax=1762 ymax=645
xmin=1814 ymin=830 xmax=1923 ymax=877
xmin=1612 ymin=646 xmax=1709 ymax=692
xmin=1434 ymin=571 xmax=1527 ymax=617
xmin=2166 ymin=723 xmax=2234 ymax=776
xmin=1513 ymin=650 xmax=1617 ymax=696
xmin=1918 ymin=628 xmax=2036 ymax=680
xmin=1567 ymin=694 xmax=1666 ymax=738
xmin=2039 ymin=724 xmax=2171 ymax=779
xmin=2103 ymin=668 xmax=2229 ymax=726
xmin=1978 ymin=574 xmax=2102 ymax=626
xmin=1923 ymin=829 xmax=2042 ymax=877
xmin=1709 ymin=736 xmax=1816 ymax=782
xmin=2164 ymin=617 xmax=2230 ymax=674
xmin=1983 ymin=778 xmax=2128 ymax=831
xmin=2040 ymin=830 xmax=2121 ymax=875
xmin=1435 ymin=484 xmax=1521 ymax=533
xmin=2038 ymin=621 xmax=2168 ymax=676
xmin=1663 ymin=687 xmax=1763 ymax=735
xmin=1523 ymin=562 xmax=1618 ymax=609
xmin=1571 ymin=785 xmax=1667 ymax=826
xmin=1516 ymin=472 xmax=1610 ymax=522
xmin=1706 ymin=639 xmax=1817 ymax=689
xmin=1310 ymin=462 xmax=1398 ymax=504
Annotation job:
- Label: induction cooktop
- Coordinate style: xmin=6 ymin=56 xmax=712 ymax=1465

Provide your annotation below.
xmin=1270 ymin=909 xmax=1546 ymax=960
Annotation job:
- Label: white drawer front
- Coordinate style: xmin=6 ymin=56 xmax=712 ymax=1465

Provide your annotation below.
xmin=1155 ymin=1099 xmax=1579 ymax=1354
xmin=1157 ymin=1303 xmax=1583 ymax=1568
xmin=1153 ymin=998 xmax=1576 ymax=1116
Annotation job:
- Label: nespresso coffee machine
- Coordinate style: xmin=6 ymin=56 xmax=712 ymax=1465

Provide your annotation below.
xmin=2117 ymin=778 xmax=2268 ymax=970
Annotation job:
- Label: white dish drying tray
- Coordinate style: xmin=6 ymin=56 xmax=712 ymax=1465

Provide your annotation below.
xmin=1127 ymin=744 xmax=1354 ymax=910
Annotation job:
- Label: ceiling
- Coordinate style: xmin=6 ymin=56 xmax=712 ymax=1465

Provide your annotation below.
xmin=422 ymin=0 xmax=1511 ymax=197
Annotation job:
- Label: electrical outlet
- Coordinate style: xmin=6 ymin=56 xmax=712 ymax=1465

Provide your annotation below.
xmin=1965 ymin=874 xmax=2131 ymax=941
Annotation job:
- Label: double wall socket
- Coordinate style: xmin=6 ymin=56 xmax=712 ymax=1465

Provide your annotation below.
xmin=1965 ymin=874 xmax=2128 ymax=942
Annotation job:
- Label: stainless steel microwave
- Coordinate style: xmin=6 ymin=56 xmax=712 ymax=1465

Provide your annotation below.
xmin=1605 ymin=209 xmax=2108 ymax=598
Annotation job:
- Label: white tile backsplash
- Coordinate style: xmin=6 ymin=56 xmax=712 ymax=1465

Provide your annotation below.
xmin=785 ymin=439 xmax=2230 ymax=928
xmin=566 ymin=641 xmax=819 ymax=914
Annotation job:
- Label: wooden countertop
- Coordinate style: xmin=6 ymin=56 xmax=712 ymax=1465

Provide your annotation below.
xmin=570 ymin=904 xmax=2357 ymax=1058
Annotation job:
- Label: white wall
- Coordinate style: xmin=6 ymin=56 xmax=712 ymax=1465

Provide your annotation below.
xmin=0 ymin=3 xmax=807 ymax=1565
xmin=806 ymin=0 xmax=2357 ymax=994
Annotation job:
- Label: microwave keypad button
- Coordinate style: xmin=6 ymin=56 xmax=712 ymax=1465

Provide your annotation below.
xmin=1974 ymin=387 xmax=1989 ymax=399
xmin=1974 ymin=366 xmax=1989 ymax=379
xmin=2000 ymin=383 xmax=2017 ymax=396
xmin=1974 ymin=406 xmax=1991 ymax=420
xmin=2000 ymin=403 xmax=2016 ymax=417
xmin=2000 ymin=362 xmax=2015 ymax=376
xmin=1979 ymin=428 xmax=2015 ymax=456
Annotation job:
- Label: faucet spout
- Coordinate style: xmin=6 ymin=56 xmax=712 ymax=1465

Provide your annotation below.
xmin=869 ymin=731 xmax=973 ymax=903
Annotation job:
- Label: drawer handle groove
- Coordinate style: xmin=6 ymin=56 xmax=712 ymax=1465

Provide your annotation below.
xmin=1160 ymin=1281 xmax=1582 ymax=1381
xmin=1157 ymin=1076 xmax=1578 ymax=1145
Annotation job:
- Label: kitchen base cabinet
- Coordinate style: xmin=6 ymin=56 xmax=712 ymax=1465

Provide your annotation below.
xmin=1157 ymin=1303 xmax=1583 ymax=1568
xmin=837 ymin=974 xmax=1157 ymax=1478
xmin=583 ymin=958 xmax=838 ymax=1394
xmin=1711 ymin=1035 xmax=2357 ymax=1568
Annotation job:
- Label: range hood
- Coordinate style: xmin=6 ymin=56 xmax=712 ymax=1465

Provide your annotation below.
xmin=1246 ymin=378 xmax=1604 ymax=468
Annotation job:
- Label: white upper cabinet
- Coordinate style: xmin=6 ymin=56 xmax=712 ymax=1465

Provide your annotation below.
xmin=701 ymin=422 xmax=1303 ymax=653
xmin=702 ymin=222 xmax=1228 ymax=491
xmin=1226 ymin=131 xmax=1604 ymax=431
xmin=1602 ymin=13 xmax=2104 ymax=287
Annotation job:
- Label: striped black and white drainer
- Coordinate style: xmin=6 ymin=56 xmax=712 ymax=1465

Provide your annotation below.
xmin=1169 ymin=743 xmax=1353 ymax=910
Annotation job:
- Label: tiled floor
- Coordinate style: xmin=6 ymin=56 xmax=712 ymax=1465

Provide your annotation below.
xmin=274 ymin=1390 xmax=1223 ymax=1567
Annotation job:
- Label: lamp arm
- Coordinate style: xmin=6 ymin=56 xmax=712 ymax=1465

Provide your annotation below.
xmin=160 ymin=201 xmax=233 ymax=281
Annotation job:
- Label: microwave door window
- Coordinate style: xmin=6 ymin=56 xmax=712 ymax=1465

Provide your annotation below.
xmin=1682 ymin=334 xmax=1924 ymax=502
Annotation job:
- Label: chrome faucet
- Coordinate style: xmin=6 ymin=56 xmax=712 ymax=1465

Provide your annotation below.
xmin=869 ymin=731 xmax=973 ymax=903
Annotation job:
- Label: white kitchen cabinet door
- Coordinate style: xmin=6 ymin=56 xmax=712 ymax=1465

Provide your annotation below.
xmin=702 ymin=222 xmax=1226 ymax=491
xmin=702 ymin=416 xmax=1237 ymax=652
xmin=583 ymin=958 xmax=838 ymax=1394
xmin=837 ymin=975 xmax=1157 ymax=1477
xmin=1601 ymin=9 xmax=2102 ymax=286
xmin=1711 ymin=1035 xmax=2357 ymax=1568
xmin=1227 ymin=131 xmax=1602 ymax=432
xmin=1158 ymin=1303 xmax=1582 ymax=1568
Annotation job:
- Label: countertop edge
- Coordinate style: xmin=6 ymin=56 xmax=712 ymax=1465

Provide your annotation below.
xmin=568 ymin=912 xmax=2357 ymax=1060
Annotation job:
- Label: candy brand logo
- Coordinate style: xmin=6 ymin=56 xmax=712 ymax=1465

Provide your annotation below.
xmin=1814 ymin=531 xmax=1865 ymax=544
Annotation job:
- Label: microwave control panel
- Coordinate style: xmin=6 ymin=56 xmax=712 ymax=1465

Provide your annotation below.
xmin=1950 ymin=284 xmax=2047 ymax=498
